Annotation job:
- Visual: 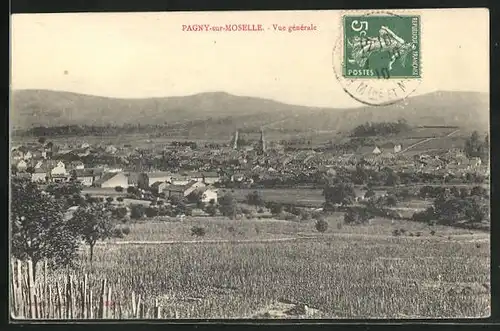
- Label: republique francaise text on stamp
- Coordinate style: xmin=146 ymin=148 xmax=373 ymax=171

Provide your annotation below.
xmin=333 ymin=12 xmax=422 ymax=106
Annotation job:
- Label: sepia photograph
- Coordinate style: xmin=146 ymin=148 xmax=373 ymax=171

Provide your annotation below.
xmin=9 ymin=8 xmax=490 ymax=320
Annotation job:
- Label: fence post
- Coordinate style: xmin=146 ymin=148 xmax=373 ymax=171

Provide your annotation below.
xmin=16 ymin=260 xmax=24 ymax=318
xmin=43 ymin=260 xmax=47 ymax=317
xmin=10 ymin=261 xmax=18 ymax=318
xmin=136 ymin=294 xmax=142 ymax=319
xmin=107 ymin=285 xmax=112 ymax=319
xmin=99 ymin=279 xmax=107 ymax=319
xmin=155 ymin=299 xmax=161 ymax=319
xmin=56 ymin=281 xmax=62 ymax=319
xmin=27 ymin=260 xmax=36 ymax=319
xmin=48 ymin=284 xmax=52 ymax=319
xmin=131 ymin=291 xmax=136 ymax=318
xmin=88 ymin=289 xmax=93 ymax=319
xmin=82 ymin=275 xmax=88 ymax=319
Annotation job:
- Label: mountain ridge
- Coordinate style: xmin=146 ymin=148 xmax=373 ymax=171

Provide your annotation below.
xmin=10 ymin=89 xmax=489 ymax=134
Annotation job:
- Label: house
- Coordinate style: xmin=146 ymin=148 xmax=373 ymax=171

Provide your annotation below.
xmin=81 ymin=143 xmax=90 ymax=149
xmin=170 ymin=175 xmax=191 ymax=186
xmin=147 ymin=172 xmax=173 ymax=186
xmin=31 ymin=168 xmax=48 ymax=183
xmin=51 ymin=161 xmax=67 ymax=176
xmin=23 ymin=151 xmax=33 ymax=160
xmin=151 ymin=181 xmax=168 ymax=194
xmin=470 ymin=157 xmax=482 ymax=167
xmin=73 ymin=168 xmax=100 ymax=186
xmin=34 ymin=160 xmax=44 ymax=169
xmin=70 ymin=161 xmax=85 ymax=170
xmin=231 ymin=173 xmax=246 ymax=182
xmin=202 ymin=172 xmax=220 ymax=185
xmin=372 ymin=146 xmax=382 ymax=155
xmin=163 ymin=185 xmax=187 ymax=198
xmin=94 ymin=172 xmax=129 ymax=188
xmin=184 ymin=180 xmax=206 ymax=197
xmin=393 ymin=144 xmax=402 ymax=153
xmin=51 ymin=173 xmax=68 ymax=183
xmin=105 ymin=145 xmax=118 ymax=154
xmin=16 ymin=160 xmax=28 ymax=171
xmin=126 ymin=172 xmax=141 ymax=187
xmin=198 ymin=187 xmax=218 ymax=203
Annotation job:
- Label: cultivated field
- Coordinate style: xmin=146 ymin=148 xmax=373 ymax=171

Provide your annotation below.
xmin=65 ymin=217 xmax=490 ymax=319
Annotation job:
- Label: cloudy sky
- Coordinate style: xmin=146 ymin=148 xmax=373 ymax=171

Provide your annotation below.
xmin=11 ymin=8 xmax=489 ymax=108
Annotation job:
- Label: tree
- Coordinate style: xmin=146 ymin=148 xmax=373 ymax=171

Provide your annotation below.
xmin=137 ymin=173 xmax=150 ymax=190
xmin=218 ymin=193 xmax=238 ymax=218
xmin=25 ymin=166 xmax=35 ymax=174
xmin=323 ymin=182 xmax=356 ymax=207
xmin=127 ymin=186 xmax=135 ymax=194
xmin=471 ymin=186 xmax=487 ymax=197
xmin=115 ymin=186 xmax=124 ymax=192
xmin=365 ymin=189 xmax=376 ymax=199
xmin=385 ymin=171 xmax=400 ymax=186
xmin=247 ymin=191 xmax=265 ymax=207
xmin=315 ymin=219 xmax=328 ymax=233
xmin=465 ymin=131 xmax=486 ymax=158
xmin=352 ymin=165 xmax=369 ymax=185
xmin=130 ymin=204 xmax=146 ymax=219
xmin=11 ymin=178 xmax=80 ymax=278
xmin=385 ymin=195 xmax=398 ymax=207
xmin=38 ymin=137 xmax=46 ymax=144
xmin=205 ymin=203 xmax=218 ymax=216
xmin=70 ymin=202 xmax=124 ymax=264
xmin=268 ymin=202 xmax=284 ymax=215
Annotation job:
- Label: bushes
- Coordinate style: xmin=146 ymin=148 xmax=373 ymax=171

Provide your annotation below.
xmin=115 ymin=186 xmax=124 ymax=192
xmin=315 ymin=219 xmax=328 ymax=233
xmin=247 ymin=191 xmax=265 ymax=207
xmin=130 ymin=204 xmax=146 ymax=219
xmin=191 ymin=226 xmax=206 ymax=237
xmin=112 ymin=206 xmax=128 ymax=219
xmin=344 ymin=208 xmax=373 ymax=225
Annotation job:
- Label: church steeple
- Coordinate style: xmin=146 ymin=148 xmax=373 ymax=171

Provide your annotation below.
xmin=259 ymin=128 xmax=266 ymax=154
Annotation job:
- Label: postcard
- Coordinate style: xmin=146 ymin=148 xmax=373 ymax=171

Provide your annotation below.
xmin=10 ymin=8 xmax=490 ymax=320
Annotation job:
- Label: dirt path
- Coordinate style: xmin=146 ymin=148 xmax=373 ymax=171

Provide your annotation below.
xmin=401 ymin=129 xmax=460 ymax=153
xmin=97 ymin=231 xmax=489 ymax=246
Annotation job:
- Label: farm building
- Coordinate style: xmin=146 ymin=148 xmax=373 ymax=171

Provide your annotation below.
xmin=31 ymin=168 xmax=48 ymax=183
xmin=151 ymin=181 xmax=168 ymax=194
xmin=147 ymin=172 xmax=173 ymax=186
xmin=73 ymin=168 xmax=103 ymax=187
xmin=94 ymin=172 xmax=129 ymax=188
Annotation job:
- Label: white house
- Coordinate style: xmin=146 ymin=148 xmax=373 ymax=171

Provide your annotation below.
xmin=184 ymin=181 xmax=206 ymax=197
xmin=50 ymin=161 xmax=67 ymax=176
xmin=372 ymin=147 xmax=382 ymax=155
xmin=105 ymin=145 xmax=118 ymax=154
xmin=200 ymin=187 xmax=218 ymax=203
xmin=31 ymin=169 xmax=48 ymax=183
xmin=17 ymin=160 xmax=28 ymax=171
xmin=393 ymin=144 xmax=402 ymax=153
xmin=34 ymin=160 xmax=44 ymax=169
xmin=23 ymin=151 xmax=33 ymax=160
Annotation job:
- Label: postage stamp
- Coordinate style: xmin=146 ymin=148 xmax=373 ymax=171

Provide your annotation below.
xmin=343 ymin=15 xmax=421 ymax=79
xmin=332 ymin=11 xmax=422 ymax=106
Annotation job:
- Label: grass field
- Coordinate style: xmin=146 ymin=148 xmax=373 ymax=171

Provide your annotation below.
xmin=65 ymin=216 xmax=491 ymax=319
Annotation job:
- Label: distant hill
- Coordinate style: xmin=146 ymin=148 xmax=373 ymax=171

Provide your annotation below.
xmin=11 ymin=89 xmax=489 ymax=137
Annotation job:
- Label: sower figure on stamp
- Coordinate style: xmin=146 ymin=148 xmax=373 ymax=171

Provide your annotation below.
xmin=347 ymin=25 xmax=413 ymax=72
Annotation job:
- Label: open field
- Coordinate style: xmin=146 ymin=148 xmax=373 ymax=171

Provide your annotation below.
xmin=68 ymin=217 xmax=490 ymax=319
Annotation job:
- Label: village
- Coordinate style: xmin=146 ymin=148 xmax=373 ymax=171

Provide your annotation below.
xmin=11 ymin=127 xmax=489 ymax=211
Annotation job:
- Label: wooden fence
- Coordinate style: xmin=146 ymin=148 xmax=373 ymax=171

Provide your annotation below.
xmin=10 ymin=260 xmax=168 ymax=319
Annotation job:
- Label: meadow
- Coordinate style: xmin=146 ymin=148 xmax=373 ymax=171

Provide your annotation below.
xmin=62 ymin=216 xmax=491 ymax=319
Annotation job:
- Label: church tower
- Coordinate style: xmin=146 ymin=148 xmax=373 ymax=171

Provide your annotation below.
xmin=232 ymin=130 xmax=239 ymax=150
xmin=259 ymin=128 xmax=266 ymax=154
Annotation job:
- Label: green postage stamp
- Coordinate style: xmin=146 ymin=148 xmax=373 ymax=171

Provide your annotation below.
xmin=343 ymin=15 xmax=421 ymax=79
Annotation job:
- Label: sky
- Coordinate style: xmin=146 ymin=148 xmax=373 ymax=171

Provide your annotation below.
xmin=11 ymin=9 xmax=489 ymax=108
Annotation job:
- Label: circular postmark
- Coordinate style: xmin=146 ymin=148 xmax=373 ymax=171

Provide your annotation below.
xmin=333 ymin=11 xmax=422 ymax=106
